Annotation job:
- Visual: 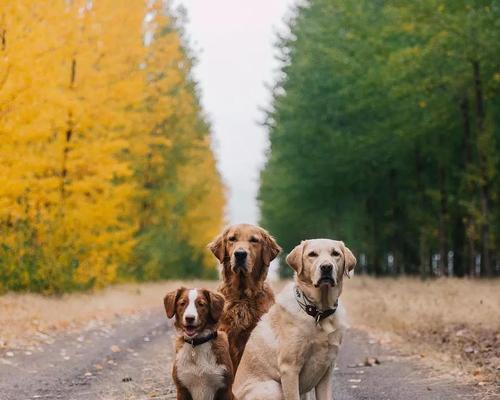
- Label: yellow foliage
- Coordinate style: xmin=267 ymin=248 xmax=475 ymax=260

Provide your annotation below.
xmin=176 ymin=135 xmax=226 ymax=268
xmin=0 ymin=0 xmax=225 ymax=292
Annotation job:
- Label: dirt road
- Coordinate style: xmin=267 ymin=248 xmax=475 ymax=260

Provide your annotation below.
xmin=0 ymin=307 xmax=485 ymax=400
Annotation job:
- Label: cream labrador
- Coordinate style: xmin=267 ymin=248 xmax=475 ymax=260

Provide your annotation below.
xmin=233 ymin=239 xmax=356 ymax=400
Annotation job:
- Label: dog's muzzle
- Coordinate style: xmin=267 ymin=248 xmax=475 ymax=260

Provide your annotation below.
xmin=233 ymin=249 xmax=248 ymax=271
xmin=315 ymin=263 xmax=336 ymax=287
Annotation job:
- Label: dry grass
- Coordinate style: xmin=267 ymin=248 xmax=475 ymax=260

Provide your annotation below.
xmin=0 ymin=280 xmax=217 ymax=350
xmin=342 ymin=276 xmax=500 ymax=385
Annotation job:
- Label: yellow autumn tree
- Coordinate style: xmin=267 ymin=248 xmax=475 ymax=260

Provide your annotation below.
xmin=178 ymin=138 xmax=226 ymax=268
xmin=0 ymin=0 xmax=225 ymax=293
xmin=130 ymin=3 xmax=225 ymax=280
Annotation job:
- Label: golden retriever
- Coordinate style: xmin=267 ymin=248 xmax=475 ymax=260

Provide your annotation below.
xmin=209 ymin=223 xmax=281 ymax=371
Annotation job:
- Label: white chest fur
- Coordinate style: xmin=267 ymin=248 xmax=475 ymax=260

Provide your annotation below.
xmin=176 ymin=342 xmax=227 ymax=400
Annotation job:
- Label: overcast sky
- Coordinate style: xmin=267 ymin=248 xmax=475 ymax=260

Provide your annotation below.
xmin=178 ymin=0 xmax=295 ymax=225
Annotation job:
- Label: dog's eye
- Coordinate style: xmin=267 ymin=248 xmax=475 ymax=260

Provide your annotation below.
xmin=196 ymin=301 xmax=206 ymax=308
xmin=249 ymin=237 xmax=259 ymax=243
xmin=308 ymin=251 xmax=318 ymax=257
xmin=331 ymin=250 xmax=340 ymax=257
xmin=228 ymin=236 xmax=236 ymax=242
xmin=178 ymin=300 xmax=187 ymax=307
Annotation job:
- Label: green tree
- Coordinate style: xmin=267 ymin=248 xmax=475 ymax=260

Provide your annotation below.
xmin=260 ymin=0 xmax=499 ymax=277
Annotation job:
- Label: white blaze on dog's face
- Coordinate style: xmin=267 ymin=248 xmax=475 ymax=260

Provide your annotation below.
xmin=184 ymin=289 xmax=199 ymax=327
xmin=286 ymin=239 xmax=356 ymax=289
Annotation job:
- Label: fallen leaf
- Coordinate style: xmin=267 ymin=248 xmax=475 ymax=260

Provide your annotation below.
xmin=364 ymin=357 xmax=380 ymax=366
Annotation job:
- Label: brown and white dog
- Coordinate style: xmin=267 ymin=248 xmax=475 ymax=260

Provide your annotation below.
xmin=209 ymin=224 xmax=281 ymax=371
xmin=234 ymin=239 xmax=356 ymax=400
xmin=164 ymin=287 xmax=234 ymax=400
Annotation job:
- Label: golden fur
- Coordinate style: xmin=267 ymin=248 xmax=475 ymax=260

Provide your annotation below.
xmin=234 ymin=239 xmax=356 ymax=400
xmin=209 ymin=224 xmax=281 ymax=371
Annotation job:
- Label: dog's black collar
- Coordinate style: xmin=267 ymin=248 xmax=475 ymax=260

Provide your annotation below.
xmin=294 ymin=285 xmax=338 ymax=324
xmin=184 ymin=330 xmax=218 ymax=347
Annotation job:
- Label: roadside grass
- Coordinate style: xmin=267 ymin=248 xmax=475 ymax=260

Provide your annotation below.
xmin=342 ymin=276 xmax=500 ymax=386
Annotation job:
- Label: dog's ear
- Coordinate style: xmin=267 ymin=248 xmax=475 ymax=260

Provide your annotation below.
xmin=204 ymin=290 xmax=225 ymax=322
xmin=341 ymin=242 xmax=357 ymax=277
xmin=261 ymin=229 xmax=281 ymax=266
xmin=208 ymin=228 xmax=228 ymax=263
xmin=163 ymin=288 xmax=181 ymax=319
xmin=286 ymin=241 xmax=306 ymax=275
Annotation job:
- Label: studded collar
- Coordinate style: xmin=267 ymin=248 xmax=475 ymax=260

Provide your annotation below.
xmin=294 ymin=285 xmax=338 ymax=324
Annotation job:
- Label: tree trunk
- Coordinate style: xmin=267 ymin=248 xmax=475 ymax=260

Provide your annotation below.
xmin=466 ymin=220 xmax=477 ymax=277
xmin=0 ymin=27 xmax=8 ymax=91
xmin=472 ymin=60 xmax=492 ymax=276
xmin=389 ymin=168 xmax=403 ymax=274
xmin=459 ymin=95 xmax=477 ymax=276
xmin=366 ymin=197 xmax=382 ymax=275
xmin=419 ymin=232 xmax=430 ymax=278
xmin=452 ymin=215 xmax=465 ymax=277
xmin=414 ymin=143 xmax=429 ymax=277
xmin=438 ymin=165 xmax=449 ymax=276
xmin=139 ymin=152 xmax=153 ymax=231
xmin=60 ymin=59 xmax=77 ymax=204
xmin=460 ymin=96 xmax=472 ymax=165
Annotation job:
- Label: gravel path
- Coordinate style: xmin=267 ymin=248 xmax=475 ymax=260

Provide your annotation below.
xmin=0 ymin=307 xmax=484 ymax=400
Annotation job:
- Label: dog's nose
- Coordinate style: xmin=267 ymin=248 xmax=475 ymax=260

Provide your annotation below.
xmin=185 ymin=316 xmax=195 ymax=325
xmin=234 ymin=249 xmax=247 ymax=261
xmin=320 ymin=263 xmax=333 ymax=275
